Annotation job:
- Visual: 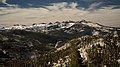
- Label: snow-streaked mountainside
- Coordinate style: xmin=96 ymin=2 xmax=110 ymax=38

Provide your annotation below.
xmin=3 ymin=20 xmax=102 ymax=30
xmin=0 ymin=20 xmax=120 ymax=67
xmin=2 ymin=20 xmax=120 ymax=36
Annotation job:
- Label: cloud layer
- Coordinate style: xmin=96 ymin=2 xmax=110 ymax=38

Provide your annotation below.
xmin=0 ymin=2 xmax=120 ymax=27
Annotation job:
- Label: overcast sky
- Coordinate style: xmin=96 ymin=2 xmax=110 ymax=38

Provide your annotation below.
xmin=0 ymin=0 xmax=120 ymax=27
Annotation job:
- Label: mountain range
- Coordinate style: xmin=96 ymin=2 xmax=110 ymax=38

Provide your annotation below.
xmin=0 ymin=20 xmax=120 ymax=67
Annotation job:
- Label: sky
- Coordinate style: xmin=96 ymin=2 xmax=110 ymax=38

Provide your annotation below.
xmin=0 ymin=0 xmax=120 ymax=27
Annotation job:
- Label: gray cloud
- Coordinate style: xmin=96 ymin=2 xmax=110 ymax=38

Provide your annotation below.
xmin=87 ymin=2 xmax=103 ymax=11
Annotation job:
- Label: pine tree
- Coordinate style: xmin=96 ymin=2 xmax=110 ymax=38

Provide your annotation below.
xmin=69 ymin=44 xmax=84 ymax=67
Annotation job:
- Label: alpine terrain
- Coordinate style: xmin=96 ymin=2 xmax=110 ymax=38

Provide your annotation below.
xmin=0 ymin=20 xmax=120 ymax=67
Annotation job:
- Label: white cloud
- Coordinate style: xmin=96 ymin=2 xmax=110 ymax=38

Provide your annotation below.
xmin=45 ymin=2 xmax=78 ymax=11
xmin=69 ymin=2 xmax=78 ymax=8
xmin=0 ymin=0 xmax=15 ymax=7
xmin=45 ymin=2 xmax=68 ymax=10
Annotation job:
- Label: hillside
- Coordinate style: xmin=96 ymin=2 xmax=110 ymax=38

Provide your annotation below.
xmin=0 ymin=20 xmax=120 ymax=67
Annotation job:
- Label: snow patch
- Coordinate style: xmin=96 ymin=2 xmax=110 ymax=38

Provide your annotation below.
xmin=4 ymin=25 xmax=27 ymax=30
xmin=56 ymin=43 xmax=70 ymax=51
xmin=81 ymin=22 xmax=101 ymax=28
xmin=92 ymin=31 xmax=99 ymax=35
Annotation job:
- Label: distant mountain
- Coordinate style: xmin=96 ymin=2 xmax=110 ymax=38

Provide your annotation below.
xmin=2 ymin=20 xmax=120 ymax=37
